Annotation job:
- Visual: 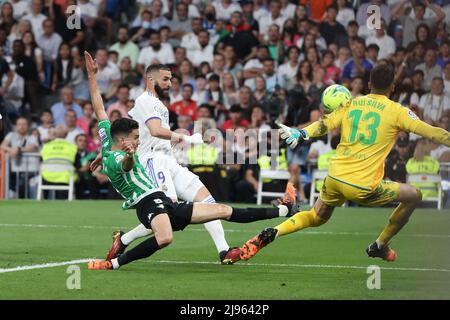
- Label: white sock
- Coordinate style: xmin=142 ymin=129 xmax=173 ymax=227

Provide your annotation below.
xmin=278 ymin=205 xmax=289 ymax=217
xmin=121 ymin=224 xmax=153 ymax=246
xmin=111 ymin=258 xmax=120 ymax=269
xmin=202 ymin=196 xmax=230 ymax=253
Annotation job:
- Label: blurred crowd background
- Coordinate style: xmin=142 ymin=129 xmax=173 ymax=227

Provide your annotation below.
xmin=0 ymin=0 xmax=449 ymax=204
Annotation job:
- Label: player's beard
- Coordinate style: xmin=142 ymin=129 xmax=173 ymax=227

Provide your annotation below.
xmin=155 ymin=83 xmax=169 ymax=99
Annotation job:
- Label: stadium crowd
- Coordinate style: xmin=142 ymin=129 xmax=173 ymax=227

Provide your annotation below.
xmin=0 ymin=0 xmax=449 ymax=203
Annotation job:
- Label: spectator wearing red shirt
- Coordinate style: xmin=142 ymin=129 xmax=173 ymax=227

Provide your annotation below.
xmin=221 ymin=104 xmax=250 ymax=132
xmin=170 ymin=83 xmax=198 ymax=121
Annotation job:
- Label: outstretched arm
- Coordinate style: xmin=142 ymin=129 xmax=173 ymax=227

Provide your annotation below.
xmin=84 ymin=51 xmax=108 ymax=122
xmin=412 ymin=121 xmax=450 ymax=147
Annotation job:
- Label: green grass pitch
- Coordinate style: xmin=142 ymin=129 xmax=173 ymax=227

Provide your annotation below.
xmin=0 ymin=200 xmax=449 ymax=299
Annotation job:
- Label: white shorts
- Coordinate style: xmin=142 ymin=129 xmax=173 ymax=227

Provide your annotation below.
xmin=144 ymin=152 xmax=204 ymax=202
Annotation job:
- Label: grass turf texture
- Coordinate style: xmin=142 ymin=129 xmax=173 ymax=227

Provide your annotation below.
xmin=0 ymin=200 xmax=449 ymax=300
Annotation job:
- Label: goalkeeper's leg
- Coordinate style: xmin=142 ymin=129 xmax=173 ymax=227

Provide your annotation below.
xmin=239 ymin=199 xmax=334 ymax=260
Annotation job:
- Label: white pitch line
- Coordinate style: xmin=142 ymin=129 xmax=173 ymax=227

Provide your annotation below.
xmin=0 ymin=223 xmax=449 ymax=239
xmin=0 ymin=258 xmax=93 ymax=274
xmin=145 ymin=259 xmax=450 ymax=273
xmin=1 ymin=258 xmax=450 ymax=274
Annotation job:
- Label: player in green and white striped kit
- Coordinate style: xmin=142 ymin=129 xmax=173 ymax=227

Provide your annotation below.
xmin=84 ymin=51 xmax=296 ymax=270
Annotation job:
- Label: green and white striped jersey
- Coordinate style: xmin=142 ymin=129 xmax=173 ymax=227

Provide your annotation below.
xmin=98 ymin=120 xmax=160 ymax=209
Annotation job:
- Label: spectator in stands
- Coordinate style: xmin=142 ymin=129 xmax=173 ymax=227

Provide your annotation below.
xmin=37 ymin=109 xmax=54 ymax=144
xmin=385 ymin=135 xmax=412 ymax=184
xmin=206 ymin=73 xmax=226 ymax=121
xmin=222 ymin=44 xmax=243 ymax=80
xmin=266 ymin=24 xmax=284 ymax=64
xmin=341 ymin=37 xmax=373 ymax=82
xmin=51 ymin=42 xmax=74 ymax=92
xmin=1 ymin=116 xmax=39 ymax=198
xmin=107 ymin=84 xmax=130 ymax=119
xmin=170 ymin=83 xmax=198 ymax=121
xmin=221 ymin=104 xmax=249 ymax=132
xmin=222 ymin=72 xmax=239 ymax=109
xmin=40 ymin=124 xmax=77 ymax=199
xmin=350 ymin=76 xmax=364 ymax=98
xmin=63 ymin=109 xmax=83 ymax=143
xmin=366 ymin=18 xmax=396 ymax=60
xmin=238 ymin=85 xmax=254 ymax=120
xmin=336 ymin=0 xmax=355 ymax=28
xmin=212 ymin=0 xmax=242 ymax=21
xmin=277 ymin=46 xmax=300 ymax=90
xmin=253 ymin=75 xmax=268 ymax=104
xmin=187 ymin=29 xmax=214 ymax=67
xmin=415 ymin=48 xmax=443 ymax=91
xmin=0 ymin=2 xmax=17 ymax=39
xmin=248 ymin=105 xmax=270 ymax=141
xmin=406 ymin=139 xmax=440 ymax=199
xmin=180 ymin=17 xmax=203 ymax=52
xmin=418 ymin=77 xmax=450 ymax=125
xmin=137 ymin=30 xmax=175 ymax=75
xmin=110 ymin=109 xmax=122 ymax=123
xmin=87 ymin=120 xmax=100 ymax=152
xmin=322 ymin=49 xmax=340 ymax=85
xmin=391 ymin=0 xmax=445 ymax=48
xmin=178 ymin=58 xmax=196 ymax=88
xmin=219 ymin=10 xmax=259 ymax=62
xmin=95 ymin=48 xmax=121 ymax=100
xmin=444 ymin=62 xmax=450 ymax=96
xmin=192 ymin=74 xmax=208 ymax=105
xmin=109 ymin=25 xmax=140 ymax=69
xmin=22 ymin=0 xmax=47 ymax=40
xmin=170 ymin=2 xmax=192 ymax=46
xmin=76 ymin=102 xmax=94 ymax=135
xmin=320 ymin=4 xmax=347 ymax=48
xmin=437 ymin=41 xmax=450 ymax=69
xmin=37 ymin=19 xmax=62 ymax=88
xmin=74 ymin=132 xmax=100 ymax=199
xmin=51 ymin=86 xmax=83 ymax=125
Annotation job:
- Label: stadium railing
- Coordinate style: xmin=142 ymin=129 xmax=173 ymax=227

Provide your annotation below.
xmin=257 ymin=169 xmax=291 ymax=205
xmin=2 ymin=152 xmax=40 ymax=199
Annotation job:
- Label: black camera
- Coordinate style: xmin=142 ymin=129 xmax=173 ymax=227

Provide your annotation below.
xmin=262 ymin=84 xmax=283 ymax=128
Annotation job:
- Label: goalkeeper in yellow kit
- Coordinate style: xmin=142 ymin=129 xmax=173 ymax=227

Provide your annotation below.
xmin=236 ymin=63 xmax=450 ymax=262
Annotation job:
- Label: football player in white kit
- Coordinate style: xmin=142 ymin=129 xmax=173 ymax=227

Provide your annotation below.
xmin=108 ymin=64 xmax=233 ymax=263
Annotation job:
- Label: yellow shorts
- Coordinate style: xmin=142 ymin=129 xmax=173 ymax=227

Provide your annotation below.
xmin=320 ymin=175 xmax=400 ymax=207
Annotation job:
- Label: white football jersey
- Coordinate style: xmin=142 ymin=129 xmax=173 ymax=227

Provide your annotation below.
xmin=128 ymin=91 xmax=172 ymax=164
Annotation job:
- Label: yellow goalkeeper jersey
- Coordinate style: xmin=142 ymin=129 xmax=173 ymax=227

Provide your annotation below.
xmin=304 ymin=93 xmax=450 ymax=190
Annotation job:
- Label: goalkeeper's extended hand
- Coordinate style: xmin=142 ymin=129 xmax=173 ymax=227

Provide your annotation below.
xmin=277 ymin=123 xmax=309 ymax=149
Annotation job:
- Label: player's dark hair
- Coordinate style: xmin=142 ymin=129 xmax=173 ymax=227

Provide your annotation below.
xmin=110 ymin=118 xmax=139 ymax=140
xmin=370 ymin=63 xmax=395 ymax=92
xmin=145 ymin=63 xmax=171 ymax=75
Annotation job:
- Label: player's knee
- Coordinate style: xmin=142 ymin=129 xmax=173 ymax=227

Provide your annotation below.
xmin=215 ymin=204 xmax=232 ymax=219
xmin=156 ymin=233 xmax=173 ymax=248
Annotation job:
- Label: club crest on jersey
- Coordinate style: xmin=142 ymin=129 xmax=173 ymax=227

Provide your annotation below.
xmin=115 ymin=154 xmax=124 ymax=163
xmin=99 ymin=128 xmax=107 ymax=141
xmin=407 ymin=110 xmax=419 ymax=120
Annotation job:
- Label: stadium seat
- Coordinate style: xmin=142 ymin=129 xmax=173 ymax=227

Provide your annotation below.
xmin=309 ymin=170 xmax=328 ymax=207
xmin=406 ymin=174 xmax=443 ymax=210
xmin=36 ymin=159 xmax=75 ymax=201
xmin=257 ymin=169 xmax=291 ymax=205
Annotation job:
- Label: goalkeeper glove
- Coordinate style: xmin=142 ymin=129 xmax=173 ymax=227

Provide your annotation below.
xmin=277 ymin=123 xmax=309 ymax=149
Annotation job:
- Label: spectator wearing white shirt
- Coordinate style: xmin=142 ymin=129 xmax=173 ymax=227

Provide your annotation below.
xmin=169 ymin=2 xmax=192 ymax=47
xmin=415 ymin=49 xmax=443 ymax=91
xmin=277 ymin=46 xmax=299 ymax=90
xmin=444 ymin=62 xmax=450 ymax=97
xmin=8 ymin=0 xmax=29 ymax=20
xmin=336 ymin=0 xmax=355 ymax=28
xmin=180 ymin=0 xmax=201 ymax=18
xmin=280 ymin=0 xmax=295 ymax=18
xmin=22 ymin=0 xmax=47 ymax=39
xmin=187 ymin=29 xmax=214 ymax=67
xmin=212 ymin=0 xmax=242 ymax=20
xmin=365 ymin=18 xmax=396 ymax=60
xmin=258 ymin=0 xmax=286 ymax=42
xmin=137 ymin=30 xmax=175 ymax=75
xmin=253 ymin=0 xmax=269 ymax=21
xmin=36 ymin=19 xmax=62 ymax=62
xmin=418 ymin=77 xmax=450 ymax=125
xmin=180 ymin=17 xmax=203 ymax=52
xmin=95 ymin=48 xmax=121 ymax=100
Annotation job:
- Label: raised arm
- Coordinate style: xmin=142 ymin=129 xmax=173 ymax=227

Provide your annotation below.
xmin=412 ymin=121 xmax=450 ymax=147
xmin=390 ymin=0 xmax=408 ymax=20
xmin=84 ymin=51 xmax=108 ymax=121
xmin=425 ymin=0 xmax=446 ymax=22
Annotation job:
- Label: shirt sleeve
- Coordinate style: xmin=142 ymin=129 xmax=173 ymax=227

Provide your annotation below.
xmin=397 ymin=106 xmax=450 ymax=147
xmin=303 ymin=103 xmax=347 ymax=138
xmin=98 ymin=119 xmax=113 ymax=154
xmin=134 ymin=96 xmax=162 ymax=123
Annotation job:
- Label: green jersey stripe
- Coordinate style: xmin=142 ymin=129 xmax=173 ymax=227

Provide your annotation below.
xmin=136 ymin=167 xmax=158 ymax=189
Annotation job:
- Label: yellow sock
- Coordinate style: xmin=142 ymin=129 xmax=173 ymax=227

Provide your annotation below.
xmin=377 ymin=203 xmax=414 ymax=247
xmin=275 ymin=208 xmax=328 ymax=237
